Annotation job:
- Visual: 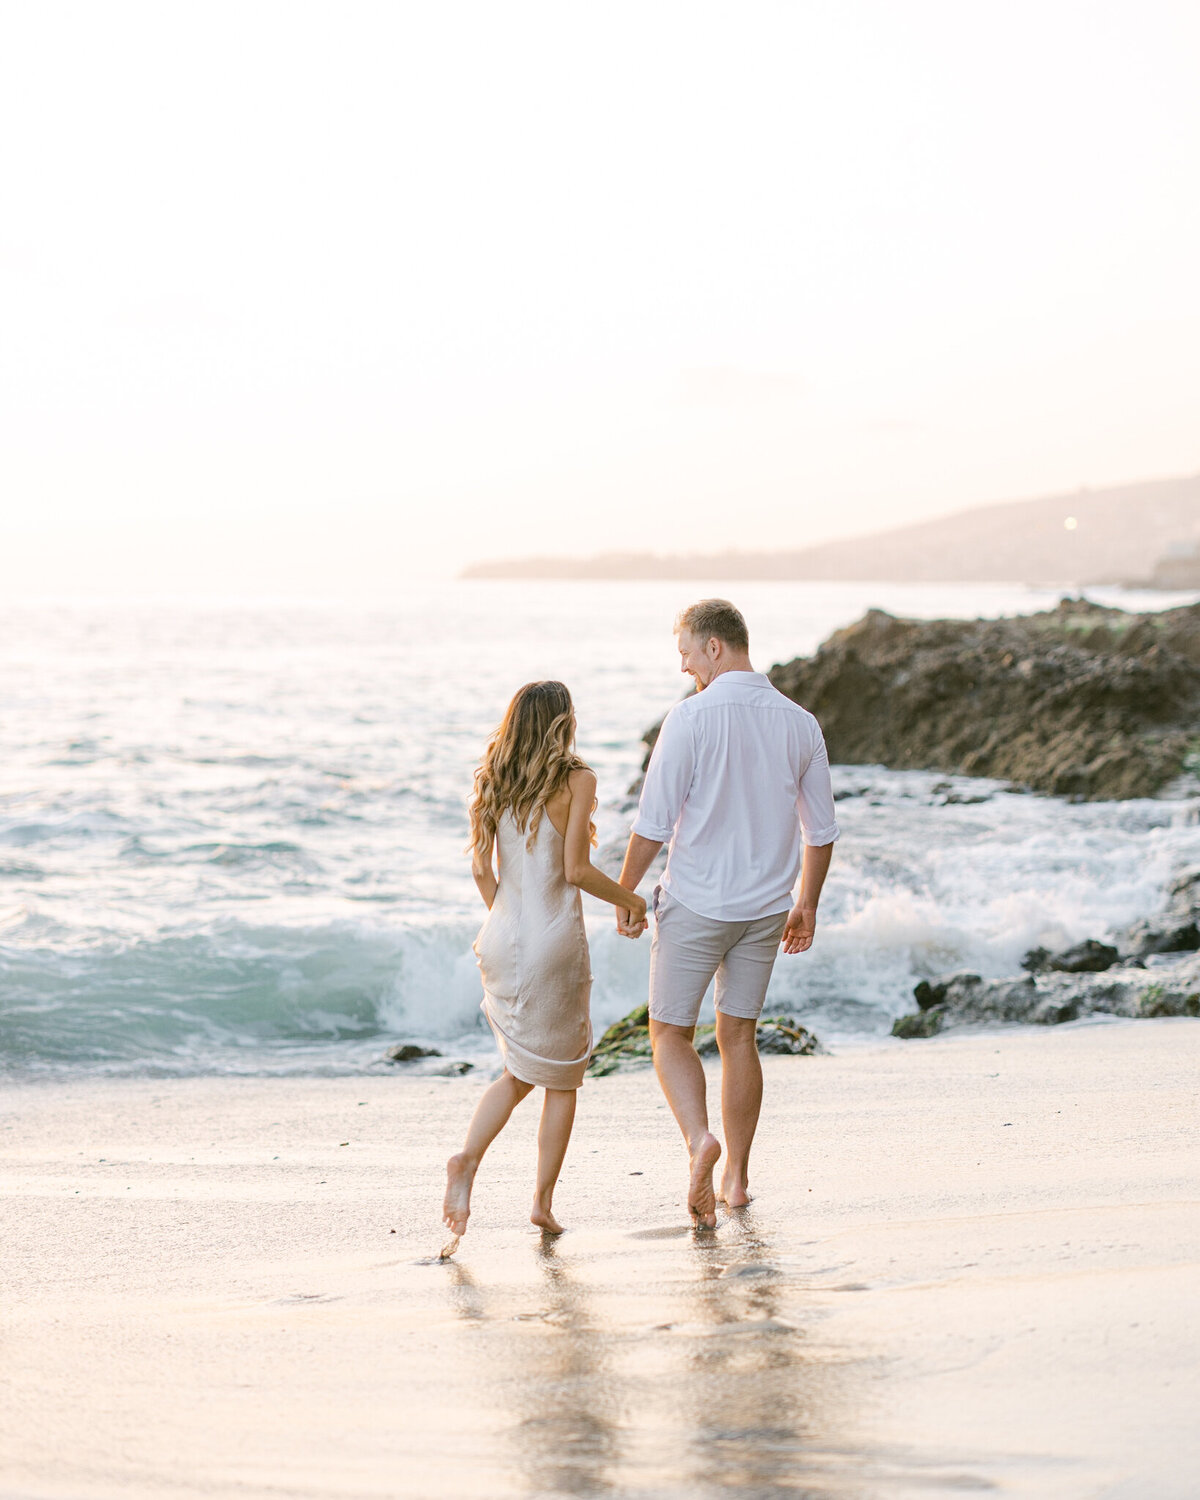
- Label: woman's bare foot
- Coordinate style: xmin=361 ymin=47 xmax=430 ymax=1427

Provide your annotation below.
xmin=687 ymin=1132 xmax=722 ymax=1228
xmin=719 ymin=1174 xmax=753 ymax=1209
xmin=443 ymin=1153 xmax=476 ymax=1237
xmin=530 ymin=1197 xmax=564 ymax=1235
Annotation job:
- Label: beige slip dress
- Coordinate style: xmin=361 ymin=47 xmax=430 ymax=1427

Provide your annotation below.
xmin=473 ymin=809 xmax=593 ymax=1089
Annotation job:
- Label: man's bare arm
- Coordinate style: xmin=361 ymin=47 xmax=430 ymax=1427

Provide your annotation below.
xmin=615 ymin=832 xmax=662 ymax=935
xmin=780 ymin=841 xmax=834 ymax=954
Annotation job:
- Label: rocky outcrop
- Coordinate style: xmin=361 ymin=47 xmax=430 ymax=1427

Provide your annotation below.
xmin=893 ymin=957 xmax=1200 ymax=1036
xmin=700 ymin=1018 xmax=822 ymax=1058
xmin=1121 ymin=867 xmax=1200 ymax=958
xmin=587 ymin=1004 xmax=821 ymax=1075
xmin=1021 ymin=939 xmax=1120 ymax=974
xmin=587 ymin=1004 xmax=654 ymax=1074
xmin=384 ymin=1042 xmax=442 ymax=1062
xmin=893 ymin=866 xmax=1200 ymax=1037
xmin=761 ymin=598 xmax=1200 ymax=800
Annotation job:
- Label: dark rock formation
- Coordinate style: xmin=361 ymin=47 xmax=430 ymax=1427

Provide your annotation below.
xmin=762 ymin=598 xmax=1200 ymax=800
xmin=587 ymin=1003 xmax=652 ymax=1075
xmin=892 ymin=1009 xmax=949 ymax=1039
xmin=697 ymin=1017 xmax=822 ymax=1057
xmin=1122 ymin=867 xmax=1200 ymax=957
xmin=892 ymin=956 xmax=1200 ymax=1037
xmin=1022 ymin=939 xmax=1120 ymax=974
xmin=756 ymin=1019 xmax=823 ymax=1055
xmin=384 ymin=1043 xmax=442 ymax=1062
xmin=894 ymin=870 xmax=1200 ymax=1037
xmin=1123 ymin=920 xmax=1200 ymax=958
xmin=588 ymin=1005 xmax=820 ymax=1075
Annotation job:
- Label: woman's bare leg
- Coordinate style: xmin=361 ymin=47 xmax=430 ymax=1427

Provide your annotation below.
xmin=443 ymin=1070 xmax=534 ymax=1235
xmin=531 ymin=1087 xmax=577 ymax=1234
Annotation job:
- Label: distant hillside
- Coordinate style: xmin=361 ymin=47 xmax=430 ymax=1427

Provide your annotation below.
xmin=461 ymin=473 xmax=1200 ymax=585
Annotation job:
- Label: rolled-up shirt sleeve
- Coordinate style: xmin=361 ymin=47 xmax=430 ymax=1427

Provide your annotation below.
xmin=632 ymin=704 xmax=695 ymax=843
xmin=797 ymin=725 xmax=839 ymax=846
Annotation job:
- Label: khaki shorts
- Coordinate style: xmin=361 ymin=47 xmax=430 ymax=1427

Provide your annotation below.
xmin=648 ymin=886 xmax=789 ymax=1028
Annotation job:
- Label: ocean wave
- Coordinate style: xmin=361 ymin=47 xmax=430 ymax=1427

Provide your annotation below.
xmin=3 ymin=791 xmax=1197 ymax=1073
xmin=3 ymin=588 xmax=1198 ymax=1077
xmin=118 ymin=838 xmax=319 ymax=869
xmin=0 ymin=917 xmax=479 ymax=1065
xmin=0 ymin=914 xmax=646 ymax=1075
xmin=0 ymin=809 xmax=135 ymax=847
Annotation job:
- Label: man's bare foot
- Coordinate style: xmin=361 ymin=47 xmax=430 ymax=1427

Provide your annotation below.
xmin=719 ymin=1175 xmax=753 ymax=1209
xmin=530 ymin=1199 xmax=564 ymax=1235
xmin=443 ymin=1153 xmax=475 ymax=1237
xmin=687 ymin=1132 xmax=722 ymax=1228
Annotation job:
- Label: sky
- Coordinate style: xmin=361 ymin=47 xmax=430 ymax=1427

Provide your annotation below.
xmin=1 ymin=0 xmax=1198 ymax=596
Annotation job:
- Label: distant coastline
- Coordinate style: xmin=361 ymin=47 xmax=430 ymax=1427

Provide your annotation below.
xmin=461 ymin=472 xmax=1200 ymax=587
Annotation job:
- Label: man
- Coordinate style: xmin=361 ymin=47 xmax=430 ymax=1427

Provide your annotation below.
xmin=616 ymin=599 xmax=838 ymax=1228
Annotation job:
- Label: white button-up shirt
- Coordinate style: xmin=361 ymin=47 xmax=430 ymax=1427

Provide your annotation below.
xmin=632 ymin=671 xmax=839 ymax=922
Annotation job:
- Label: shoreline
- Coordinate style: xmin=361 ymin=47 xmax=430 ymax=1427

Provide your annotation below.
xmin=3 ymin=1019 xmax=1199 ymax=1499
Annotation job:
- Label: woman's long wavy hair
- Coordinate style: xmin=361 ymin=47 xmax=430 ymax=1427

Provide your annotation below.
xmin=468 ymin=681 xmax=595 ymax=857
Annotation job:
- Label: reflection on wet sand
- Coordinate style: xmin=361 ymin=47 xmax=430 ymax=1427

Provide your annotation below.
xmin=437 ymin=1214 xmax=856 ymax=1499
xmin=441 ymin=1256 xmax=487 ymax=1323
xmin=679 ymin=1212 xmax=819 ymax=1498
xmin=509 ymin=1238 xmax=621 ymax=1496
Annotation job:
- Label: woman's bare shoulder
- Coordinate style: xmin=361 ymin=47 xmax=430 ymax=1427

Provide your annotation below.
xmin=547 ymin=768 xmax=594 ymax=837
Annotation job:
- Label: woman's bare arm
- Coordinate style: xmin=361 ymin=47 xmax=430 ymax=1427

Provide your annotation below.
xmin=561 ymin=770 xmax=647 ymax=926
xmin=471 ymin=838 xmax=498 ymax=910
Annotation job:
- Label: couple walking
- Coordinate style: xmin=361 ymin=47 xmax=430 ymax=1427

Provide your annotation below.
xmin=441 ymin=599 xmax=838 ymax=1249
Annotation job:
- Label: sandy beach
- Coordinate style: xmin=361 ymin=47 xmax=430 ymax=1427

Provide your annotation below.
xmin=2 ymin=1019 xmax=1198 ymax=1500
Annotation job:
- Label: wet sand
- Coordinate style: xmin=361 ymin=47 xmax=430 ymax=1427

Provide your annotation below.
xmin=2 ymin=1019 xmax=1198 ymax=1499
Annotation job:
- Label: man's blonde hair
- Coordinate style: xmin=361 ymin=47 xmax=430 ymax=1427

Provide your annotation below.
xmin=673 ymin=598 xmax=749 ymax=652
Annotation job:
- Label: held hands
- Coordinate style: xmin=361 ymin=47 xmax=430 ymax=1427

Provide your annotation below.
xmin=780 ymin=904 xmax=816 ymax=954
xmin=616 ymin=891 xmax=648 ymax=939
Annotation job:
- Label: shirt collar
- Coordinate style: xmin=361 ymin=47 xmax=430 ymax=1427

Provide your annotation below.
xmin=703 ymin=670 xmax=770 ymax=691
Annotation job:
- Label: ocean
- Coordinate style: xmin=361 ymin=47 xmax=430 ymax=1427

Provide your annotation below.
xmin=2 ymin=579 xmax=1197 ymax=1077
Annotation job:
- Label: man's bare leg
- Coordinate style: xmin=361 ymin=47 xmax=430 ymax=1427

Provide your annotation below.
xmin=531 ymin=1087 xmax=576 ymax=1234
xmin=716 ymin=1012 xmax=761 ymax=1207
xmin=443 ymin=1070 xmax=534 ymax=1236
xmin=649 ymin=1019 xmax=722 ymax=1228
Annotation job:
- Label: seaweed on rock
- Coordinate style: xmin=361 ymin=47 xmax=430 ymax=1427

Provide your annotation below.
xmin=587 ymin=1006 xmax=821 ymax=1075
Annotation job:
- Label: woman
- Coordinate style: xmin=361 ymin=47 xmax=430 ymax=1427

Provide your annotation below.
xmin=441 ymin=681 xmax=647 ymax=1252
